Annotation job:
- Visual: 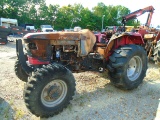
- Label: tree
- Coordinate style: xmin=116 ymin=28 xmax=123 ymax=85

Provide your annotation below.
xmin=80 ymin=7 xmax=96 ymax=30
xmin=0 ymin=0 xmax=7 ymax=17
xmin=0 ymin=1 xmax=140 ymax=30
xmin=92 ymin=3 xmax=134 ymax=28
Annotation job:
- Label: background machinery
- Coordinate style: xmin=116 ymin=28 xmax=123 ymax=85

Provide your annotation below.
xmin=121 ymin=6 xmax=160 ymax=65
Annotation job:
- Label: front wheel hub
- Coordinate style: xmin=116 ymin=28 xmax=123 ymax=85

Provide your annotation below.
xmin=48 ymin=85 xmax=61 ymax=100
xmin=41 ymin=80 xmax=67 ymax=107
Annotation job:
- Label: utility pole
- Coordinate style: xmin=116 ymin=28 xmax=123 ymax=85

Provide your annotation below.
xmin=102 ymin=15 xmax=105 ymax=32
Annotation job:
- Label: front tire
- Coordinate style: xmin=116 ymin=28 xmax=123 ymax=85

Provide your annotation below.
xmin=14 ymin=59 xmax=28 ymax=82
xmin=24 ymin=63 xmax=76 ymax=118
xmin=108 ymin=45 xmax=147 ymax=90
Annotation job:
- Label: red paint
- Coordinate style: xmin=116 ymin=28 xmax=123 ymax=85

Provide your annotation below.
xmin=106 ymin=33 xmax=144 ymax=61
xmin=95 ymin=33 xmax=106 ymax=43
xmin=0 ymin=42 xmax=6 ymax=44
xmin=114 ymin=33 xmax=144 ymax=49
xmin=28 ymin=56 xmax=49 ymax=65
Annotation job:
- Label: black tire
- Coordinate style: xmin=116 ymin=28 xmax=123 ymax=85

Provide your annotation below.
xmin=5 ymin=39 xmax=8 ymax=44
xmin=0 ymin=38 xmax=8 ymax=45
xmin=154 ymin=40 xmax=160 ymax=65
xmin=24 ymin=63 xmax=76 ymax=118
xmin=14 ymin=59 xmax=28 ymax=82
xmin=108 ymin=44 xmax=147 ymax=90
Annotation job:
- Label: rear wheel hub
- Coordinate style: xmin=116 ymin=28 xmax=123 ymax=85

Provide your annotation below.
xmin=127 ymin=56 xmax=142 ymax=81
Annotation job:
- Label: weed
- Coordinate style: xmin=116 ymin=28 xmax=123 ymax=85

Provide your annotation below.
xmin=9 ymin=99 xmax=14 ymax=106
xmin=3 ymin=105 xmax=10 ymax=119
xmin=67 ymin=104 xmax=72 ymax=111
xmin=14 ymin=109 xmax=25 ymax=119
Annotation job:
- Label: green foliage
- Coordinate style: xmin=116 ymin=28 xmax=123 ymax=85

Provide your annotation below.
xmin=0 ymin=1 xmax=140 ymax=30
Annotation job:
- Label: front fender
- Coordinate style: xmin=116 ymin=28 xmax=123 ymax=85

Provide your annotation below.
xmin=16 ymin=39 xmax=33 ymax=75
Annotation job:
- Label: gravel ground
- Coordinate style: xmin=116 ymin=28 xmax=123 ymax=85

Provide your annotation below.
xmin=0 ymin=42 xmax=160 ymax=120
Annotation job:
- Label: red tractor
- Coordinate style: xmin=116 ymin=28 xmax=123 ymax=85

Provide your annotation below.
xmin=15 ymin=7 xmax=151 ymax=118
xmin=122 ymin=5 xmax=160 ymax=65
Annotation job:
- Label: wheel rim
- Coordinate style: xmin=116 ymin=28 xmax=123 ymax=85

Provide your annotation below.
xmin=127 ymin=56 xmax=142 ymax=81
xmin=41 ymin=80 xmax=67 ymax=107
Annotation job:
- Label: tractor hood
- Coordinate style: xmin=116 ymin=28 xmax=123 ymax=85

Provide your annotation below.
xmin=23 ymin=29 xmax=96 ymax=57
xmin=23 ymin=29 xmax=94 ymax=41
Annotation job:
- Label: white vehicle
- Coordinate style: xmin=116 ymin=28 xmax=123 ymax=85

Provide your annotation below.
xmin=26 ymin=25 xmax=35 ymax=31
xmin=74 ymin=26 xmax=81 ymax=31
xmin=20 ymin=24 xmax=35 ymax=31
xmin=40 ymin=25 xmax=54 ymax=32
xmin=156 ymin=26 xmax=160 ymax=30
xmin=0 ymin=18 xmax=18 ymax=44
xmin=0 ymin=18 xmax=18 ymax=27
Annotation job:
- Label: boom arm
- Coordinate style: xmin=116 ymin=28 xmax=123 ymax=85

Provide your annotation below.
xmin=122 ymin=6 xmax=155 ymax=27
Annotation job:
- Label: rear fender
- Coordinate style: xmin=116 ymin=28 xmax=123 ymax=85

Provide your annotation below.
xmin=105 ymin=32 xmax=144 ymax=61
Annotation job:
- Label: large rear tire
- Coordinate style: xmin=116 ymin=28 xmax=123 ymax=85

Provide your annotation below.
xmin=24 ymin=63 xmax=76 ymax=118
xmin=14 ymin=59 xmax=28 ymax=82
xmin=108 ymin=45 xmax=147 ymax=90
xmin=154 ymin=40 xmax=160 ymax=65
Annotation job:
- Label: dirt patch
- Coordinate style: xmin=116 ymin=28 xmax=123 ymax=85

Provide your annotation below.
xmin=0 ymin=42 xmax=160 ymax=120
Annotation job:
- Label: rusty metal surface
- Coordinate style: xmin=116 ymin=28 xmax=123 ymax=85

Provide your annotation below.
xmin=104 ymin=33 xmax=131 ymax=58
xmin=24 ymin=29 xmax=96 ymax=43
xmin=144 ymin=32 xmax=160 ymax=60
xmin=25 ymin=40 xmax=50 ymax=60
xmin=23 ymin=29 xmax=96 ymax=59
xmin=24 ymin=31 xmax=81 ymax=40
xmin=104 ymin=32 xmax=144 ymax=59
xmin=155 ymin=32 xmax=160 ymax=42
xmin=80 ymin=29 xmax=96 ymax=56
xmin=144 ymin=34 xmax=155 ymax=40
xmin=96 ymin=47 xmax=106 ymax=58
